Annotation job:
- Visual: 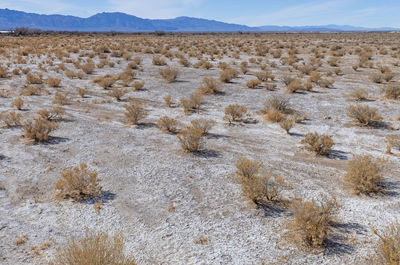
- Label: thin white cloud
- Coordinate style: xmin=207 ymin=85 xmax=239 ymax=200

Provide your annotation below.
xmin=107 ymin=0 xmax=203 ymax=18
xmin=0 ymin=0 xmax=75 ymax=14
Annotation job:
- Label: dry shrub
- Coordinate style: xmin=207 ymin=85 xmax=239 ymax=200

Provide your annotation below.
xmin=157 ymin=116 xmax=178 ymax=134
xmin=384 ymin=71 xmax=395 ymax=82
xmin=370 ymin=73 xmax=384 ymax=84
xmin=190 ymin=119 xmax=215 ymax=136
xmin=94 ymin=75 xmax=118 ymax=89
xmin=152 ymin=55 xmax=167 ymax=66
xmin=282 ymin=74 xmax=295 ymax=86
xmin=265 ymin=109 xmax=284 ymax=123
xmin=198 ymin=77 xmax=222 ymax=94
xmin=50 ymin=230 xmax=136 ymax=265
xmin=11 ymin=97 xmax=24 ymax=110
xmin=177 ymin=126 xmax=205 ymax=153
xmin=224 ymin=104 xmax=247 ymax=124
xmin=373 ymin=222 xmax=400 ymax=265
xmin=108 ymin=87 xmax=126 ymax=101
xmin=22 ymin=86 xmax=41 ymax=96
xmin=124 ymin=100 xmax=146 ymax=125
xmin=180 ymin=93 xmax=203 ymax=114
xmin=0 ymin=66 xmax=9 ymax=78
xmin=37 ymin=106 xmax=65 ymax=122
xmin=1 ymin=111 xmax=22 ymax=127
xmin=22 ymin=117 xmax=58 ymax=143
xmin=301 ymin=132 xmax=334 ymax=156
xmin=52 ymin=92 xmax=69 ymax=105
xmin=246 ymin=79 xmax=261 ymax=89
xmin=164 ymin=95 xmax=174 ymax=107
xmin=80 ymin=62 xmax=95 ymax=74
xmin=279 ymin=117 xmax=295 ymax=134
xmin=235 ymin=157 xmax=262 ymax=179
xmin=77 ymin=88 xmax=87 ymax=98
xmin=47 ymin=77 xmax=61 ymax=87
xmin=386 ymin=136 xmax=400 ymax=154
xmin=263 ymin=95 xmax=290 ymax=114
xmin=159 ymin=67 xmax=178 ymax=83
xmin=219 ymin=68 xmax=238 ymax=83
xmin=132 ymin=81 xmax=145 ymax=91
xmin=290 ymin=197 xmax=339 ymax=248
xmin=383 ymin=83 xmax=400 ymax=100
xmin=347 ymin=104 xmax=383 ymax=127
xmin=26 ymin=73 xmax=43 ymax=85
xmin=344 ymin=155 xmax=384 ymax=195
xmin=285 ymin=78 xmax=302 ymax=93
xmin=55 ymin=164 xmax=101 ymax=201
xmin=349 ymin=88 xmax=369 ymax=101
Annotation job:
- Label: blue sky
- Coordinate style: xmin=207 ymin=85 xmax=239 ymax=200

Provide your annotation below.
xmin=0 ymin=0 xmax=398 ymax=27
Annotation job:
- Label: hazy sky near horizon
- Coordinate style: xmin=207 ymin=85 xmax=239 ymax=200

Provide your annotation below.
xmin=0 ymin=0 xmax=398 ymax=27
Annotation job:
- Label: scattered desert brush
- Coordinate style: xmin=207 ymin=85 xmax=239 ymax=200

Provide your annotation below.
xmin=190 ymin=119 xmax=215 ymax=136
xmin=22 ymin=117 xmax=58 ymax=143
xmin=108 ymin=87 xmax=126 ymax=101
xmin=180 ymin=93 xmax=203 ymax=114
xmin=198 ymin=77 xmax=222 ymax=94
xmin=50 ymin=230 xmax=136 ymax=265
xmin=124 ymin=100 xmax=147 ymax=125
xmin=349 ymin=88 xmax=369 ymax=101
xmin=46 ymin=77 xmax=61 ymax=87
xmin=220 ymin=68 xmax=238 ymax=83
xmin=344 ymin=155 xmax=384 ymax=195
xmin=55 ymin=163 xmax=102 ymax=201
xmin=301 ymin=132 xmax=334 ymax=156
xmin=37 ymin=105 xmax=65 ymax=121
xmin=11 ymin=97 xmax=24 ymax=110
xmin=1 ymin=111 xmax=22 ymax=127
xmin=224 ymin=104 xmax=247 ymax=124
xmin=386 ymin=136 xmax=400 ymax=154
xmin=279 ymin=117 xmax=295 ymax=134
xmin=235 ymin=157 xmax=262 ymax=179
xmin=177 ymin=126 xmax=205 ymax=153
xmin=383 ymin=83 xmax=400 ymax=100
xmin=347 ymin=104 xmax=383 ymax=127
xmin=246 ymin=79 xmax=261 ymax=89
xmin=373 ymin=222 xmax=400 ymax=265
xmin=159 ymin=67 xmax=178 ymax=83
xmin=157 ymin=116 xmax=178 ymax=134
xmin=52 ymin=92 xmax=69 ymax=105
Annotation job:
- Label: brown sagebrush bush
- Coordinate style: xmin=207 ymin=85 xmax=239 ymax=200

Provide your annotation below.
xmin=301 ymin=132 xmax=334 ymax=156
xmin=11 ymin=97 xmax=24 ymax=110
xmin=22 ymin=86 xmax=42 ymax=96
xmin=370 ymin=73 xmax=384 ymax=84
xmin=22 ymin=117 xmax=58 ymax=143
xmin=157 ymin=116 xmax=178 ymax=134
xmin=386 ymin=136 xmax=400 ymax=154
xmin=163 ymin=95 xmax=174 ymax=107
xmin=349 ymin=88 xmax=369 ymax=101
xmin=177 ymin=126 xmax=205 ymax=153
xmin=263 ymin=95 xmax=290 ymax=114
xmin=46 ymin=77 xmax=61 ymax=87
xmin=224 ymin=104 xmax=247 ymax=124
xmin=265 ymin=109 xmax=284 ymax=123
xmin=180 ymin=93 xmax=203 ymax=114
xmin=80 ymin=62 xmax=95 ymax=74
xmin=152 ymin=55 xmax=167 ymax=66
xmin=286 ymin=78 xmax=302 ymax=93
xmin=219 ymin=68 xmax=238 ymax=83
xmin=235 ymin=157 xmax=262 ymax=179
xmin=383 ymin=83 xmax=400 ymax=100
xmin=344 ymin=155 xmax=384 ymax=195
xmin=37 ymin=105 xmax=65 ymax=121
xmin=190 ymin=119 xmax=215 ymax=136
xmin=124 ymin=100 xmax=146 ymax=125
xmin=347 ymin=104 xmax=383 ymax=127
xmin=77 ymin=88 xmax=87 ymax=98
xmin=50 ymin=230 xmax=136 ymax=265
xmin=279 ymin=117 xmax=295 ymax=134
xmin=52 ymin=92 xmax=69 ymax=105
xmin=55 ymin=163 xmax=101 ymax=201
xmin=1 ymin=111 xmax=22 ymax=127
xmin=246 ymin=79 xmax=261 ymax=89
xmin=108 ymin=87 xmax=126 ymax=101
xmin=373 ymin=222 xmax=400 ymax=265
xmin=159 ymin=67 xmax=178 ymax=83
xmin=132 ymin=80 xmax=145 ymax=91
xmin=198 ymin=77 xmax=222 ymax=94
xmin=290 ymin=197 xmax=339 ymax=249
xmin=26 ymin=73 xmax=43 ymax=85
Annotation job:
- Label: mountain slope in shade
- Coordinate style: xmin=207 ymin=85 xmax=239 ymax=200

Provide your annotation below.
xmin=0 ymin=8 xmax=398 ymax=32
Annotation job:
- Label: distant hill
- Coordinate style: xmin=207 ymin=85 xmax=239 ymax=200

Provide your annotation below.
xmin=0 ymin=8 xmax=398 ymax=32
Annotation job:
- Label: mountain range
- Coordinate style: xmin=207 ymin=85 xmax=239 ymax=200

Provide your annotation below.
xmin=0 ymin=8 xmax=398 ymax=32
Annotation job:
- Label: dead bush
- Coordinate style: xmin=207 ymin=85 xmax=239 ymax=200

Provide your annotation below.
xmin=235 ymin=157 xmax=262 ymax=179
xmin=77 ymin=88 xmax=87 ymax=98
xmin=241 ymin=174 xmax=287 ymax=206
xmin=279 ymin=117 xmax=295 ymax=134
xmin=108 ymin=87 xmax=126 ymax=101
xmin=159 ymin=67 xmax=178 ymax=83
xmin=190 ymin=119 xmax=215 ymax=136
xmin=124 ymin=100 xmax=146 ymax=125
xmin=347 ymin=104 xmax=383 ymax=127
xmin=383 ymin=83 xmax=400 ymax=100
xmin=246 ymin=79 xmax=261 ymax=89
xmin=11 ymin=97 xmax=24 ymax=110
xmin=263 ymin=95 xmax=290 ymax=114
xmin=1 ymin=111 xmax=22 ymax=127
xmin=219 ymin=68 xmax=238 ymax=83
xmin=301 ymin=132 xmax=334 ymax=156
xmin=26 ymin=73 xmax=43 ymax=85
xmin=80 ymin=62 xmax=95 ymax=74
xmin=344 ymin=155 xmax=384 ymax=195
xmin=164 ymin=95 xmax=174 ymax=107
xmin=177 ymin=126 xmax=205 ymax=153
xmin=50 ymin=230 xmax=136 ymax=265
xmin=224 ymin=104 xmax=247 ymax=124
xmin=198 ymin=77 xmax=222 ymax=94
xmin=373 ymin=222 xmax=400 ymax=265
xmin=286 ymin=78 xmax=302 ymax=93
xmin=349 ymin=88 xmax=369 ymax=101
xmin=152 ymin=55 xmax=167 ymax=66
xmin=132 ymin=81 xmax=145 ymax=91
xmin=55 ymin=163 xmax=102 ymax=201
xmin=47 ymin=77 xmax=61 ymax=87
xmin=370 ymin=73 xmax=384 ymax=84
xmin=37 ymin=105 xmax=65 ymax=121
xmin=52 ymin=92 xmax=69 ymax=105
xmin=386 ymin=136 xmax=400 ymax=154
xmin=157 ymin=116 xmax=178 ymax=134
xmin=265 ymin=109 xmax=284 ymax=123
xmin=22 ymin=117 xmax=58 ymax=143
xmin=180 ymin=93 xmax=203 ymax=114
xmin=290 ymin=197 xmax=339 ymax=248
